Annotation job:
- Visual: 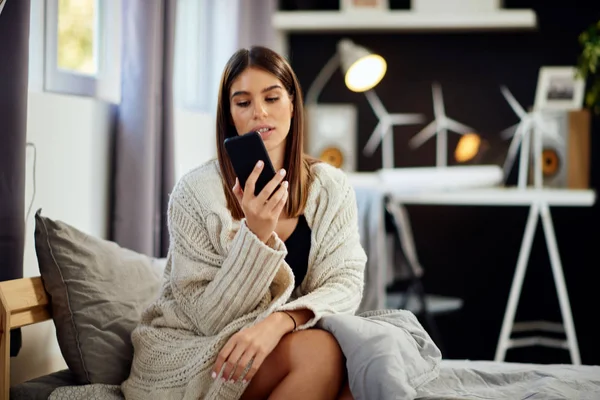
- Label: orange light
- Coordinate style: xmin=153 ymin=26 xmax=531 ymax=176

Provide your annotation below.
xmin=455 ymin=133 xmax=481 ymax=163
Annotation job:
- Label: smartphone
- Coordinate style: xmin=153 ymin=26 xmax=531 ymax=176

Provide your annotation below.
xmin=224 ymin=131 xmax=278 ymax=196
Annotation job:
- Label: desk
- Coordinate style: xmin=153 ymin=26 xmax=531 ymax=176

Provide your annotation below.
xmin=350 ymin=173 xmax=596 ymax=365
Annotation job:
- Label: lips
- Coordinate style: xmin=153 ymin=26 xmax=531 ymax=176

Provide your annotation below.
xmin=253 ymin=126 xmax=274 ymax=139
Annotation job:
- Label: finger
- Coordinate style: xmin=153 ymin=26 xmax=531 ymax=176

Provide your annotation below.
xmin=266 ymin=181 xmax=288 ymax=213
xmin=271 ymin=191 xmax=288 ymax=220
xmin=244 ymin=160 xmax=264 ymax=197
xmin=231 ymin=349 xmax=255 ymax=382
xmin=213 ymin=339 xmax=236 ymax=379
xmin=232 ymin=178 xmax=243 ymax=204
xmin=257 ymin=168 xmax=286 ymax=203
xmin=222 ymin=344 xmax=246 ymax=382
xmin=242 ymin=351 xmax=268 ymax=383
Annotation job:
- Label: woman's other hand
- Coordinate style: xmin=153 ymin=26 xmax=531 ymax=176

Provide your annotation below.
xmin=212 ymin=312 xmax=294 ymax=384
xmin=232 ymin=160 xmax=288 ymax=243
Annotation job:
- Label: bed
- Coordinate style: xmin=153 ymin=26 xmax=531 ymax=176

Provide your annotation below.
xmin=3 ymin=276 xmax=600 ymax=400
xmin=3 ymin=210 xmax=600 ymax=399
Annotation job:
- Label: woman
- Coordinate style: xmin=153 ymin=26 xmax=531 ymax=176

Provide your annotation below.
xmin=121 ymin=45 xmax=367 ymax=400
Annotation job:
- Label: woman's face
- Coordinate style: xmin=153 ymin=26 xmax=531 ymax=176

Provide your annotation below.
xmin=229 ymin=67 xmax=294 ymax=153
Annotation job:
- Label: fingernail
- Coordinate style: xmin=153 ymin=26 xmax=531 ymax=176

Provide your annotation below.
xmin=211 ymin=371 xmax=216 ymax=379
xmin=283 ymin=181 xmax=288 ymax=187
xmin=242 ymin=380 xmax=247 ymax=384
xmin=256 ymin=160 xmax=263 ymax=168
xmin=229 ymin=379 xmax=235 ymax=383
xmin=279 ymin=168 xmax=286 ymax=176
xmin=222 ymin=377 xmax=227 ymax=382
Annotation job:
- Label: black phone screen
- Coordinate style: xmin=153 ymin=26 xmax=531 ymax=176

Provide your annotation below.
xmin=224 ymin=131 xmax=277 ymax=196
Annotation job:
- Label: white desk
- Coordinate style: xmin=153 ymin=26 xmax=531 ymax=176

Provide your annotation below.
xmin=388 ymin=187 xmax=595 ymax=207
xmin=350 ymin=173 xmax=596 ymax=365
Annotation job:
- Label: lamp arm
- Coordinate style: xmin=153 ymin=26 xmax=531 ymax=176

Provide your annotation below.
xmin=304 ymin=52 xmax=341 ymax=106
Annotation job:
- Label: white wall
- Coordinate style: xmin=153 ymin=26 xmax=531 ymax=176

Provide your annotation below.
xmin=12 ymin=92 xmax=114 ymax=384
xmin=174 ymin=108 xmax=216 ymax=181
xmin=11 ymin=94 xmax=215 ymax=385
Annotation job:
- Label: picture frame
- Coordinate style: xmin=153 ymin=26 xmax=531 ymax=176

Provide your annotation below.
xmin=340 ymin=0 xmax=389 ymax=12
xmin=533 ymin=66 xmax=586 ymax=111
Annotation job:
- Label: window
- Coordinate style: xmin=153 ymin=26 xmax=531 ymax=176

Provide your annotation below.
xmin=57 ymin=0 xmax=98 ymax=75
xmin=174 ymin=0 xmax=239 ymax=113
xmin=45 ymin=0 xmax=121 ymax=103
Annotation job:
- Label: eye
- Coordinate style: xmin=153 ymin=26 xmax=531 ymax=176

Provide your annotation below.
xmin=266 ymin=97 xmax=279 ymax=103
xmin=236 ymin=101 xmax=249 ymax=107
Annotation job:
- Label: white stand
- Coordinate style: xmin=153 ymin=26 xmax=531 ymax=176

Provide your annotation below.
xmin=376 ymin=186 xmax=595 ymax=366
xmin=495 ymin=200 xmax=581 ymax=364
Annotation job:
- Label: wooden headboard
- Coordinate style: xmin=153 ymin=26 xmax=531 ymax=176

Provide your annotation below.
xmin=0 ymin=277 xmax=52 ymax=400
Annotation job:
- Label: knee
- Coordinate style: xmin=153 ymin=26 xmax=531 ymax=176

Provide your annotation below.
xmin=284 ymin=329 xmax=345 ymax=376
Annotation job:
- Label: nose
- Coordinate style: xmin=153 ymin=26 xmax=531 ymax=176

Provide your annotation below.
xmin=252 ymin=100 xmax=268 ymax=119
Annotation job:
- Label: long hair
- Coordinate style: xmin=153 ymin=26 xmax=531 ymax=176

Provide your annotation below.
xmin=215 ymin=46 xmax=319 ymax=220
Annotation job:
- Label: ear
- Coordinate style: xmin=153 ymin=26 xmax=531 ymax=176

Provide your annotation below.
xmin=289 ymin=95 xmax=294 ymax=116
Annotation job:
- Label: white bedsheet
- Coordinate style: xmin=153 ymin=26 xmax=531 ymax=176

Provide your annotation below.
xmin=418 ymin=359 xmax=600 ymax=399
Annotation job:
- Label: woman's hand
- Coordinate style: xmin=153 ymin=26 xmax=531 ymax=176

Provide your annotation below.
xmin=212 ymin=312 xmax=293 ymax=383
xmin=233 ymin=160 xmax=288 ymax=243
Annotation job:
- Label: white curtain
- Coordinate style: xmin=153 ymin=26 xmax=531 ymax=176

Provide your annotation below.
xmin=174 ymin=0 xmax=278 ymax=115
xmin=208 ymin=0 xmax=278 ymax=113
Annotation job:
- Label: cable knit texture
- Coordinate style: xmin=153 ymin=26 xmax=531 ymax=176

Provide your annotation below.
xmin=120 ymin=159 xmax=367 ymax=400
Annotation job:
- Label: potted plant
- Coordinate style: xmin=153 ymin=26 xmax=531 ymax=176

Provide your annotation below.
xmin=576 ymin=19 xmax=600 ymax=115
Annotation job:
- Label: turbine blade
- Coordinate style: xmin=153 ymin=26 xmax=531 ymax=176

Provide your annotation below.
xmin=363 ymin=120 xmax=388 ymax=156
xmin=500 ymin=122 xmax=519 ymax=139
xmin=389 ymin=114 xmax=426 ymax=125
xmin=432 ymin=82 xmax=445 ymax=118
xmin=444 ymin=117 xmax=474 ymax=134
xmin=533 ymin=113 xmax=564 ymax=145
xmin=408 ymin=120 xmax=437 ymax=149
xmin=500 ymin=85 xmax=527 ymax=120
xmin=364 ymin=89 xmax=388 ymax=120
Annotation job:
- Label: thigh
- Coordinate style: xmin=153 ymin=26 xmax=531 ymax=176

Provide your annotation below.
xmin=241 ymin=329 xmax=345 ymax=400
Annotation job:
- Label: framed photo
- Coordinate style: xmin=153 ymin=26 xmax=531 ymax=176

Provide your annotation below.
xmin=340 ymin=0 xmax=389 ymax=12
xmin=533 ymin=66 xmax=586 ymax=111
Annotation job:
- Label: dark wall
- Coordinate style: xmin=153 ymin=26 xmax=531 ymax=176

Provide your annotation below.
xmin=283 ymin=0 xmax=600 ymax=365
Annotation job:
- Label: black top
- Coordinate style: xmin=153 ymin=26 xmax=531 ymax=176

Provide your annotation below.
xmin=284 ymin=215 xmax=311 ymax=290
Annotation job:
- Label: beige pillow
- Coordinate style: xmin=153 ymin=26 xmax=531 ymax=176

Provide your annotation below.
xmin=34 ymin=209 xmax=166 ymax=385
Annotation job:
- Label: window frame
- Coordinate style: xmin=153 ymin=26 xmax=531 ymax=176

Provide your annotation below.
xmin=44 ymin=0 xmax=121 ymax=103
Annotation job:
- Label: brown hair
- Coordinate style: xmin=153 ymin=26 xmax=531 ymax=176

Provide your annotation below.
xmin=216 ymin=46 xmax=319 ymax=220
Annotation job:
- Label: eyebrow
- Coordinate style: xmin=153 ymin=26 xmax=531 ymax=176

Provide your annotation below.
xmin=231 ymin=85 xmax=283 ymax=99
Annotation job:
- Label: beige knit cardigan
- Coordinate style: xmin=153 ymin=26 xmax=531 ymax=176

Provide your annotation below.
xmin=120 ymin=159 xmax=367 ymax=400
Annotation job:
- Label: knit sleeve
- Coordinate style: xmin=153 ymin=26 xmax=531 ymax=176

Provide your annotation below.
xmin=276 ymin=174 xmax=367 ymax=330
xmin=167 ymin=179 xmax=288 ymax=337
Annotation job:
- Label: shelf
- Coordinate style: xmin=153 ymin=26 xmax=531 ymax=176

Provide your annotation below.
xmin=273 ymin=9 xmax=538 ymax=32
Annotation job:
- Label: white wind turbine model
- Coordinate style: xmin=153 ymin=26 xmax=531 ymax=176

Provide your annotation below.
xmin=408 ymin=83 xmax=475 ymax=168
xmin=362 ymin=89 xmax=425 ymax=169
xmin=499 ymin=85 xmax=563 ymax=189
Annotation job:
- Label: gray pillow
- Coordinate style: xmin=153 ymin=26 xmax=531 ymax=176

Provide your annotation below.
xmin=33 ymin=209 xmax=167 ymax=386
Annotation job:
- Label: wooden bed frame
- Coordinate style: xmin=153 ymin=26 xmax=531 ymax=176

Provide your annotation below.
xmin=0 ymin=276 xmax=52 ymax=400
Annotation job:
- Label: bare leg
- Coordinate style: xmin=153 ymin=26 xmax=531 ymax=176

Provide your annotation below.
xmin=337 ymin=380 xmax=354 ymax=400
xmin=241 ymin=329 xmax=345 ymax=400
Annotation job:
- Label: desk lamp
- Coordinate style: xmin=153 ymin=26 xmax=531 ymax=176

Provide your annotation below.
xmin=303 ymin=39 xmax=387 ymax=169
xmin=305 ymin=38 xmax=387 ymax=106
